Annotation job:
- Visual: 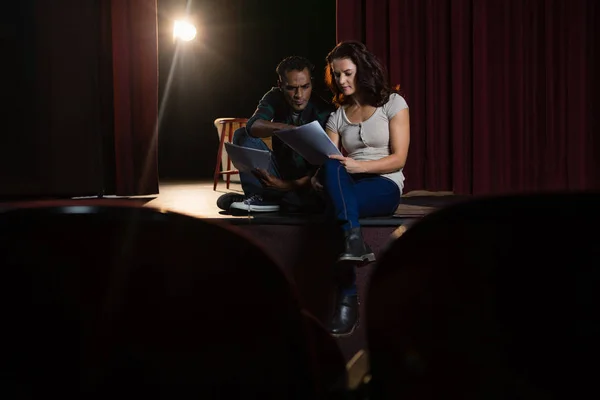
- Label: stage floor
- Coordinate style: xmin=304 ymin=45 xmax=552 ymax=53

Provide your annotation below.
xmin=142 ymin=180 xmax=244 ymax=219
xmin=145 ymin=180 xmax=431 ymax=227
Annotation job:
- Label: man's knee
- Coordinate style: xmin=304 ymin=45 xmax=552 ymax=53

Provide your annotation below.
xmin=232 ymin=126 xmax=270 ymax=152
xmin=232 ymin=127 xmax=250 ymax=145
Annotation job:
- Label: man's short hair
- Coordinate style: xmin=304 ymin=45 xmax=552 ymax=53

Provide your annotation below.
xmin=276 ymin=56 xmax=314 ymax=81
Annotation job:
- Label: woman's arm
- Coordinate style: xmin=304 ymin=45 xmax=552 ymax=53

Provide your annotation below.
xmin=326 ymin=128 xmax=341 ymax=149
xmin=330 ymin=108 xmax=410 ymax=174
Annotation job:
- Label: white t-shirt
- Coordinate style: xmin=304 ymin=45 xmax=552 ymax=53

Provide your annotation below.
xmin=326 ymin=93 xmax=408 ymax=191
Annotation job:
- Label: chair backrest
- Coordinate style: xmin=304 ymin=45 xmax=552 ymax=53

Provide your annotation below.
xmin=0 ymin=201 xmax=345 ymax=398
xmin=214 ymin=117 xmax=271 ymax=150
xmin=366 ymin=192 xmax=600 ymax=399
xmin=213 ymin=117 xmax=248 ymax=132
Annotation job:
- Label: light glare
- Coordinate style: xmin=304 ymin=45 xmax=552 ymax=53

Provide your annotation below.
xmin=173 ymin=20 xmax=197 ymax=41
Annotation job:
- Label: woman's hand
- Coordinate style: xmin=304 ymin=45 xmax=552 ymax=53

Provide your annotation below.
xmin=328 ymin=155 xmax=368 ymax=174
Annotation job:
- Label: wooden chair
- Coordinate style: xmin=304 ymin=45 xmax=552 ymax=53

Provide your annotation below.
xmin=213 ymin=118 xmax=247 ymax=191
xmin=213 ymin=118 xmax=274 ymax=191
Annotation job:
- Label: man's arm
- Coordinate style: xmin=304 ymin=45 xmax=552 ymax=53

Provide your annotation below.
xmin=250 ymin=120 xmax=295 ymax=138
xmin=246 ymin=89 xmax=295 ymax=138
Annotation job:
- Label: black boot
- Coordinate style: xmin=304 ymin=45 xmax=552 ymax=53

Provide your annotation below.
xmin=338 ymin=227 xmax=376 ymax=264
xmin=328 ymin=288 xmax=359 ymax=337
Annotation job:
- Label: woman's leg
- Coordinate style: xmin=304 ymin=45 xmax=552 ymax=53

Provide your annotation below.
xmin=321 ymin=159 xmax=401 ymax=336
xmin=321 ymin=159 xmax=371 ymax=263
xmin=321 ymin=159 xmax=401 ymax=262
xmin=353 ymin=174 xmax=402 ymax=217
xmin=321 ymin=158 xmax=360 ymax=232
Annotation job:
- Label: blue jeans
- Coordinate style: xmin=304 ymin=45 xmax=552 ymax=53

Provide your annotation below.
xmin=321 ymin=158 xmax=401 ymax=232
xmin=232 ymin=127 xmax=280 ymax=198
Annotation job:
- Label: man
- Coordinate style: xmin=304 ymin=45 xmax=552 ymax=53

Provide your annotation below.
xmin=217 ymin=56 xmax=334 ymax=213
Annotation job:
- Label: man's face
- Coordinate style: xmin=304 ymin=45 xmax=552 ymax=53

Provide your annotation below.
xmin=279 ymin=68 xmax=312 ymax=112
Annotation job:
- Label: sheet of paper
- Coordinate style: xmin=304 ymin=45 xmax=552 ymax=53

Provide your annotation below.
xmin=224 ymin=142 xmax=271 ymax=173
xmin=274 ymin=120 xmax=342 ymax=165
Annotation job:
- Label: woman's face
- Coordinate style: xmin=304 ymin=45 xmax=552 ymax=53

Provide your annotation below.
xmin=331 ymin=57 xmax=358 ymax=97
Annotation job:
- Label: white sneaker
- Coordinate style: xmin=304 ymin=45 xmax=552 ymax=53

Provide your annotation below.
xmin=230 ymin=194 xmax=280 ymax=212
xmin=216 ymin=193 xmax=244 ymax=211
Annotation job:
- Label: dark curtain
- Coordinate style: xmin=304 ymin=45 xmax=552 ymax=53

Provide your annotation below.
xmin=336 ymin=0 xmax=599 ymax=195
xmin=107 ymin=0 xmax=159 ymax=195
xmin=0 ymin=0 xmax=158 ymax=198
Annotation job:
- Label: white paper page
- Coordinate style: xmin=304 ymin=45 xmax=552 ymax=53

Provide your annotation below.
xmin=274 ymin=121 xmax=342 ymax=165
xmin=224 ymin=142 xmax=271 ymax=173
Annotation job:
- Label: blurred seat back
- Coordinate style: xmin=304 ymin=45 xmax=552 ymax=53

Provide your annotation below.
xmin=0 ymin=201 xmax=346 ymax=399
xmin=366 ymin=192 xmax=600 ymax=399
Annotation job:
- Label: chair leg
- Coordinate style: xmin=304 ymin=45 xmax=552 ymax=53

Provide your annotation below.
xmin=225 ymin=124 xmax=234 ymax=189
xmin=213 ymin=124 xmax=227 ymax=191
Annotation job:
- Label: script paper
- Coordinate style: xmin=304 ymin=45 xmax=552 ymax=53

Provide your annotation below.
xmin=224 ymin=142 xmax=271 ymax=173
xmin=274 ymin=121 xmax=342 ymax=165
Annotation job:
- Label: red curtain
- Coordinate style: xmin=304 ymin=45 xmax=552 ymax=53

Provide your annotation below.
xmin=107 ymin=0 xmax=159 ymax=195
xmin=336 ymin=0 xmax=599 ymax=195
xmin=7 ymin=0 xmax=160 ymax=198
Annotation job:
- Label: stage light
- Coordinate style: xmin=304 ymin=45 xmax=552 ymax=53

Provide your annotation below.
xmin=173 ymin=20 xmax=197 ymax=42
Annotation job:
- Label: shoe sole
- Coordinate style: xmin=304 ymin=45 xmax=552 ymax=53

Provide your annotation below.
xmin=230 ymin=203 xmax=280 ymax=212
xmin=330 ymin=319 xmax=359 ymax=338
xmin=338 ymin=253 xmax=376 ymax=265
xmin=217 ymin=194 xmax=244 ymax=211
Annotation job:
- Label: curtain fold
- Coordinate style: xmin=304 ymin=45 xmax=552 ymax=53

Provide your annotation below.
xmin=337 ymin=0 xmax=598 ymax=195
xmin=108 ymin=0 xmax=159 ymax=196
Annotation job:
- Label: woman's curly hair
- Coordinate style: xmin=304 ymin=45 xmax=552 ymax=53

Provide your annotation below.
xmin=324 ymin=40 xmax=399 ymax=107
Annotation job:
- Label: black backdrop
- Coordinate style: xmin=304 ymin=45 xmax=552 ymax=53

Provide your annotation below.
xmin=157 ymin=0 xmax=336 ymax=180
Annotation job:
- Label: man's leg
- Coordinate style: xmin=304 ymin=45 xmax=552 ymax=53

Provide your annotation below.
xmin=231 ymin=127 xmax=278 ymax=196
xmin=226 ymin=127 xmax=281 ymax=212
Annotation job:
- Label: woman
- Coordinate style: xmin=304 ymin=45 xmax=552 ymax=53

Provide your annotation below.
xmin=319 ymin=41 xmax=410 ymax=336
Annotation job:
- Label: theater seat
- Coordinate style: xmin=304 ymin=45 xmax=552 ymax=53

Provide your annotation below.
xmin=0 ymin=201 xmax=347 ymax=399
xmin=366 ymin=192 xmax=600 ymax=399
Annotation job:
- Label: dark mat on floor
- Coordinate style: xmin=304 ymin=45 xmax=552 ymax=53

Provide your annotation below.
xmin=212 ymin=209 xmax=413 ymax=226
xmin=401 ymin=194 xmax=473 ymax=208
xmin=215 ymin=194 xmax=473 ymax=225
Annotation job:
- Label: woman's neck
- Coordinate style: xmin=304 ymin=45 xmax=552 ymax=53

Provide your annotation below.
xmin=347 ymin=94 xmax=365 ymax=107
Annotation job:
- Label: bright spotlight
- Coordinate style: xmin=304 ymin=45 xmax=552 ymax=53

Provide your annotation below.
xmin=173 ymin=20 xmax=197 ymax=42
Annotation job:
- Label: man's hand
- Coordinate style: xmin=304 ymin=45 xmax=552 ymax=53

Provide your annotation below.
xmin=310 ymin=175 xmax=323 ymax=192
xmin=252 ymin=168 xmax=292 ymax=191
xmin=328 ymin=155 xmax=368 ymax=174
